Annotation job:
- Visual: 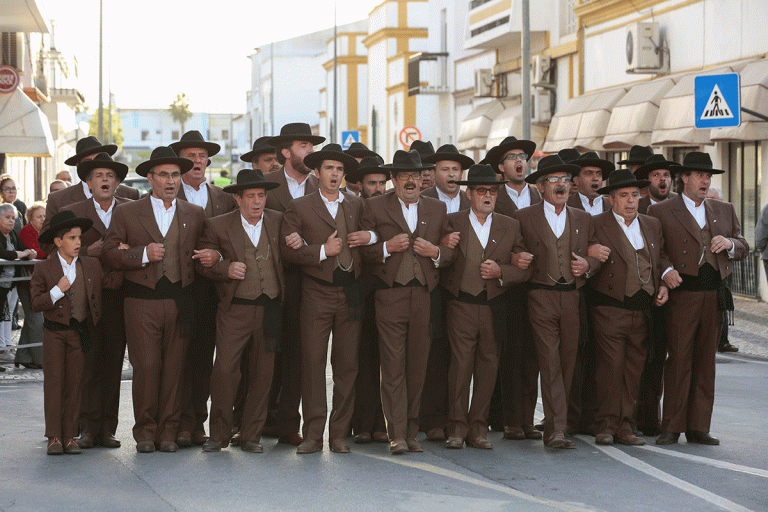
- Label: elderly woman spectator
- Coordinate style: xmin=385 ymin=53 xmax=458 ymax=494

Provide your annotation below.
xmin=0 ymin=203 xmax=36 ymax=363
xmin=14 ymin=202 xmax=46 ymax=369
xmin=0 ymin=175 xmax=26 ymax=235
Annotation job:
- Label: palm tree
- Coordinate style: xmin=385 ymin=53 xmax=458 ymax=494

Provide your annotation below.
xmin=168 ymin=93 xmax=192 ymax=135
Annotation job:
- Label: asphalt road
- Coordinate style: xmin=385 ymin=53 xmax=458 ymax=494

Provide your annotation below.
xmin=0 ymin=352 xmax=766 ymax=512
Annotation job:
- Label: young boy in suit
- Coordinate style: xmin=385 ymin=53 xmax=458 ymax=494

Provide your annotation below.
xmin=31 ymin=211 xmax=103 ymax=455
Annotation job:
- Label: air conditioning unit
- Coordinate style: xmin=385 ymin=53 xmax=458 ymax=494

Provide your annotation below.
xmin=531 ymin=55 xmax=551 ymax=85
xmin=531 ymin=89 xmax=552 ymax=124
xmin=474 ymin=69 xmax=493 ymax=97
xmin=626 ymin=22 xmax=667 ymax=74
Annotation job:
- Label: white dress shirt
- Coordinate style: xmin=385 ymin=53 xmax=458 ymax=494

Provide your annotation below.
xmin=682 ymin=193 xmax=735 ymax=258
xmin=612 ymin=211 xmax=644 ymax=250
xmin=49 ymin=253 xmax=79 ymax=304
xmin=469 ymin=209 xmax=492 ymax=248
xmin=285 ymin=171 xmax=307 ymax=200
xmin=436 ymin=188 xmax=462 ymax=214
xmin=579 ymin=193 xmax=604 ymax=216
xmin=241 ymin=214 xmax=263 ymax=247
xmin=382 ymin=198 xmax=440 ymax=265
xmin=317 ymin=193 xmax=377 ymax=262
xmin=506 ymin=184 xmax=531 ymax=210
xmin=142 ymin=195 xmax=177 ymax=264
xmin=93 ymin=198 xmax=116 ymax=229
xmin=543 ymin=200 xmax=567 ymax=238
xmin=81 ymin=181 xmax=92 ymax=199
xmin=181 ymin=181 xmax=209 ymax=210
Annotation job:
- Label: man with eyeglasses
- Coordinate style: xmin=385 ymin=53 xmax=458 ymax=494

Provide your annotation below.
xmin=513 ymin=155 xmax=600 ymax=449
xmin=441 ymin=164 xmax=531 ymax=450
xmin=484 ymin=136 xmax=544 ymax=442
xmin=102 ymin=146 xmax=212 ymax=453
xmin=360 ymin=150 xmax=454 ymax=454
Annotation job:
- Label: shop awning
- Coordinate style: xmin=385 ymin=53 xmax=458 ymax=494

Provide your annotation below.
xmin=603 ymin=77 xmax=677 ymax=149
xmin=485 ymin=103 xmax=548 ymax=150
xmin=541 ymin=86 xmax=627 ymax=153
xmin=711 ymin=59 xmax=768 ymax=142
xmin=651 ymin=62 xmax=753 ymax=146
xmin=0 ymin=87 xmax=54 ymax=157
xmin=457 ymin=99 xmax=515 ymax=151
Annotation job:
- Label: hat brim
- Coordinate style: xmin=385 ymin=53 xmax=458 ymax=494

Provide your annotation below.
xmin=344 ymin=148 xmax=380 ymax=159
xmin=345 ymin=168 xmax=391 ymax=183
xmin=455 ymin=179 xmax=509 ymax=186
xmin=525 ymin=163 xmax=581 ymax=184
xmin=267 ymin=134 xmax=326 ymax=146
xmin=673 ymin=164 xmax=725 ymax=175
xmin=596 ymin=179 xmax=651 ymax=195
xmin=169 ymin=140 xmax=221 ymax=157
xmin=617 ymin=158 xmax=646 ymax=165
xmin=575 ymin=158 xmax=616 ymax=179
xmin=487 ymin=140 xmax=537 ymax=166
xmin=422 ymin=152 xmax=475 ymax=170
xmin=38 ymin=218 xmax=94 ymax=245
xmin=65 ymin=144 xmax=118 ymax=166
xmin=634 ymin=160 xmax=676 ymax=180
xmin=304 ymin=151 xmax=359 ymax=172
xmin=222 ymin=181 xmax=281 ymax=193
xmin=76 ymin=160 xmax=129 ymax=182
xmin=240 ymin=147 xmax=276 ymax=162
xmin=135 ymin=157 xmax=195 ymax=177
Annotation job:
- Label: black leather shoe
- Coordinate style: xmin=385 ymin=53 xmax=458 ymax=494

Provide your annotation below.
xmin=686 ymin=431 xmax=720 ymax=445
xmin=655 ymin=431 xmax=680 ymax=445
xmin=202 ymin=440 xmax=223 ymax=452
xmin=718 ymin=343 xmax=738 ymax=353
xmin=76 ymin=432 xmax=95 ymax=449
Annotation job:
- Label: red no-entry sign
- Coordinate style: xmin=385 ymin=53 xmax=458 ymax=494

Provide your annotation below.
xmin=399 ymin=126 xmax=422 ymax=149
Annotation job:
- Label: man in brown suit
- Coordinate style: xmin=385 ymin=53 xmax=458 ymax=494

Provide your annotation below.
xmin=486 ymin=136 xmax=543 ymax=441
xmin=636 ymin=155 xmax=677 ymax=215
xmin=418 ymin=144 xmax=473 ymax=441
xmin=101 ymin=147 xmax=209 ymax=453
xmin=441 ymin=164 xmax=531 ymax=449
xmin=61 ymin=153 xmax=131 ymax=450
xmin=566 ymin=152 xmax=614 ymax=215
xmin=43 ymin=137 xmax=140 ymax=250
xmin=196 ymin=169 xmax=285 ymax=453
xmin=514 ymin=155 xmax=600 ymax=449
xmin=281 ymin=144 xmax=372 ymax=454
xmin=170 ymin=131 xmax=238 ymax=447
xmin=587 ymin=169 xmax=670 ymax=446
xmin=647 ymin=152 xmax=748 ymax=446
xmin=342 ymin=142 xmax=380 ymax=196
xmin=261 ymin=123 xmax=325 ymax=445
xmin=360 ymin=150 xmax=454 ymax=454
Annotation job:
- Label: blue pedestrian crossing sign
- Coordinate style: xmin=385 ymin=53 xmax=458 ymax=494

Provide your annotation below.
xmin=694 ymin=73 xmax=740 ymax=129
xmin=341 ymin=130 xmax=360 ymax=149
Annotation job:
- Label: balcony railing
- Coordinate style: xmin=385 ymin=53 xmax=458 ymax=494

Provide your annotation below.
xmin=408 ymin=52 xmax=450 ymax=96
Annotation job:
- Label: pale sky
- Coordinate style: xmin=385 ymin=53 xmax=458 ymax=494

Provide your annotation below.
xmin=40 ymin=0 xmax=380 ymax=114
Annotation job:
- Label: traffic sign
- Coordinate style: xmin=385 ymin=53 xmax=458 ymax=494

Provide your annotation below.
xmin=0 ymin=65 xmax=20 ymax=94
xmin=341 ymin=130 xmax=360 ymax=149
xmin=399 ymin=126 xmax=422 ymax=149
xmin=695 ymin=73 xmax=740 ymax=129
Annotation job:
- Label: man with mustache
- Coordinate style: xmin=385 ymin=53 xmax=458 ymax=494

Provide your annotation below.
xmin=260 ymin=123 xmax=325 ymax=446
xmin=648 ymin=152 xmax=748 ymax=446
xmin=242 ymin=137 xmax=281 ymax=175
xmin=441 ymin=164 xmax=531 ymax=449
xmin=360 ymin=150 xmax=454 ymax=454
xmin=170 ymin=131 xmax=238 ymax=447
xmin=636 ymin=155 xmax=677 ymax=215
xmin=513 ymin=155 xmax=600 ymax=449
xmin=418 ymin=144 xmax=473 ymax=441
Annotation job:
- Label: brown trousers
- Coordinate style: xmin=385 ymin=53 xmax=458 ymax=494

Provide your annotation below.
xmin=375 ymin=285 xmax=431 ymax=440
xmin=351 ymin=292 xmax=386 ymax=436
xmin=208 ymin=303 xmax=274 ymax=444
xmin=81 ymin=288 xmax=126 ymax=438
xmin=446 ymin=300 xmax=498 ymax=440
xmin=44 ymin=328 xmax=85 ymax=439
xmin=124 ymin=297 xmax=188 ymax=443
xmin=662 ymin=290 xmax=721 ymax=433
xmin=527 ymin=288 xmax=580 ymax=441
xmin=592 ymin=306 xmax=648 ymax=437
xmin=635 ymin=305 xmax=668 ymax=432
xmin=419 ymin=291 xmax=450 ymax=433
xmin=300 ymin=278 xmax=360 ymax=442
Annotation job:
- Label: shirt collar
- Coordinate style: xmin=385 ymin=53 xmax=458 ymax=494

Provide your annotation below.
xmin=612 ymin=209 xmax=639 ymax=229
xmin=579 ymin=192 xmax=600 ymax=208
xmin=398 ymin=197 xmax=419 ymax=209
xmin=57 ymin=252 xmax=78 ymax=268
xmin=150 ymin=194 xmax=176 ymax=210
xmin=506 ymin=184 xmax=529 ymax=199
xmin=82 ymin=181 xmax=92 ymax=199
xmin=241 ymin=214 xmax=262 ymax=230
xmin=93 ymin=197 xmax=116 ymax=213
xmin=436 ymin=187 xmax=458 ymax=203
xmin=182 ymin=180 xmax=206 ymax=193
xmin=543 ymin=199 xmax=564 ymax=215
xmin=682 ymin=192 xmax=703 ymax=210
xmin=320 ymin=192 xmax=344 ymax=205
xmin=469 ymin=208 xmax=492 ymax=226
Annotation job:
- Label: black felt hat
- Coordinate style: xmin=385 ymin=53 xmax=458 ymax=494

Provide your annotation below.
xmin=558 ymin=147 xmax=581 ymax=163
xmin=671 ymin=151 xmax=725 ymax=175
xmin=222 ymin=168 xmax=280 ymax=193
xmin=409 ymin=140 xmax=436 ymax=169
xmin=634 ymin=154 xmax=677 ymax=180
xmin=38 ymin=210 xmax=94 ymax=245
xmin=525 ymin=155 xmax=581 ymax=184
xmin=617 ymin=145 xmax=654 ymax=166
xmin=345 ymin=156 xmax=388 ymax=183
xmin=240 ymin=136 xmax=276 ymax=162
xmin=135 ymin=146 xmax=194 ymax=177
xmin=380 ymin=150 xmax=434 ymax=175
xmin=65 ymin=136 xmax=118 ymax=166
xmin=344 ymin=142 xmax=380 ymax=159
xmin=76 ymin=152 xmax=129 ymax=182
xmin=303 ymin=143 xmax=359 ymax=173
xmin=596 ymin=168 xmax=650 ymax=195
xmin=267 ymin=123 xmax=325 ymax=146
xmin=573 ymin=152 xmax=616 ymax=180
xmin=485 ymin=136 xmax=537 ymax=166
xmin=455 ymin=164 xmax=508 ymax=186
xmin=422 ymin=144 xmax=474 ymax=170
xmin=169 ymin=130 xmax=221 ymax=157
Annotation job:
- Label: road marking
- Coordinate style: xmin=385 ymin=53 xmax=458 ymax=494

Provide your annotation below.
xmin=717 ymin=353 xmax=768 ymax=366
xmin=358 ymin=452 xmax=591 ymax=512
xmin=579 ymin=436 xmax=753 ymax=512
xmin=637 ymin=444 xmax=768 ymax=479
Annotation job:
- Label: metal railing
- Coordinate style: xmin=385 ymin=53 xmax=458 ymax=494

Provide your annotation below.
xmin=728 ymin=250 xmax=761 ymax=299
xmin=408 ymin=52 xmax=450 ymax=96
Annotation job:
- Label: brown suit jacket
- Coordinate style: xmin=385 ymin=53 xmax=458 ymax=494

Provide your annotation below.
xmin=421 ymin=186 xmax=470 ymax=212
xmin=61 ymin=197 xmax=132 ymax=254
xmin=101 ymin=196 xmax=206 ymax=289
xmin=514 ymin=202 xmax=600 ymax=289
xmin=263 ymin=170 xmax=319 ymax=213
xmin=43 ymin=183 xmax=139 ymax=237
xmin=567 ymin=192 xmax=610 ymax=213
xmin=359 ymin=192 xmax=454 ymax=292
xmin=176 ymin=181 xmax=237 ymax=219
xmin=589 ymin=211 xmax=670 ymax=301
xmin=281 ymin=190 xmax=365 ymax=281
xmin=638 ymin=192 xmax=677 ymax=215
xmin=494 ymin=184 xmax=542 ymax=218
xmin=30 ymin=253 xmax=103 ymax=325
xmin=196 ymin=209 xmax=285 ymax=311
xmin=442 ymin=210 xmax=532 ymax=300
xmin=647 ymin=194 xmax=748 ymax=280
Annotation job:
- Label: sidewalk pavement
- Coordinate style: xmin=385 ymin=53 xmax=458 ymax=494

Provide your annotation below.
xmin=2 ymin=296 xmax=766 ymax=382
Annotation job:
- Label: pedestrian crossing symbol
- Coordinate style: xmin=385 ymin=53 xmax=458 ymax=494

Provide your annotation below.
xmin=341 ymin=130 xmax=360 ymax=150
xmin=694 ymin=73 xmax=740 ymax=129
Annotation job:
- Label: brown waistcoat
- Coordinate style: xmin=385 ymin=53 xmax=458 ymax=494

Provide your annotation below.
xmin=394 ymin=228 xmax=427 ymax=286
xmin=156 ymin=214 xmax=181 ymax=284
xmin=236 ymin=230 xmax=280 ymax=300
xmin=68 ymin=260 xmax=88 ymax=322
xmin=617 ymin=230 xmax=655 ymax=297
xmin=536 ymin=217 xmax=574 ymax=285
xmin=458 ymin=227 xmax=486 ymax=296
xmin=334 ymin=206 xmax=353 ymax=271
xmin=694 ymin=221 xmax=720 ymax=271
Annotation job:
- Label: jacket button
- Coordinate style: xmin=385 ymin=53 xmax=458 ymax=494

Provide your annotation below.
xmin=683 ymin=239 xmax=688 ymax=243
xmin=683 ymin=251 xmax=687 ymax=255
xmin=609 ymin=273 xmax=614 ymax=278
xmin=681 ymin=263 xmax=686 ymax=268
xmin=577 ymin=249 xmax=582 ymax=253
xmin=610 ymin=260 xmax=615 ymax=264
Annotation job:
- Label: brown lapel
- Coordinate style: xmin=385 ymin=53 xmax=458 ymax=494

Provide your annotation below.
xmin=385 ymin=192 xmax=411 ymax=234
xmin=704 ymin=198 xmax=724 ymax=238
xmin=136 ymin=196 xmax=164 ymax=241
xmin=226 ymin=211 xmax=247 ymax=263
xmin=599 ymin=213 xmax=631 ymax=265
xmin=415 ymin=199 xmax=429 ymax=239
xmin=484 ymin=213 xmax=506 ymax=259
xmin=309 ymin=191 xmax=337 ymax=230
xmin=176 ymin=200 xmax=196 ymax=248
xmin=669 ymin=194 xmax=701 ymax=241
xmin=566 ymin=205 xmax=584 ymax=254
